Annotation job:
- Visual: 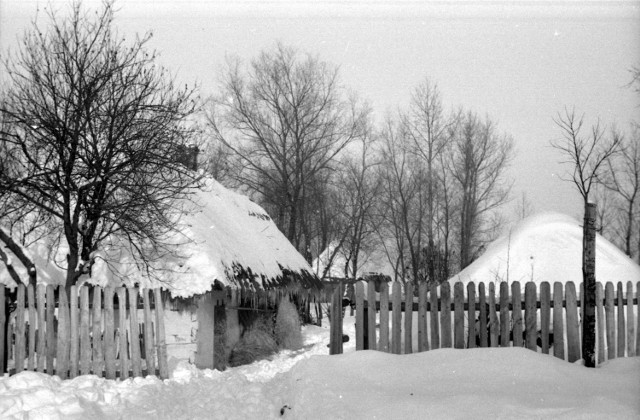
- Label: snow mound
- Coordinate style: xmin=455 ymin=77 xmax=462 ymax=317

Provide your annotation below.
xmin=449 ymin=212 xmax=640 ymax=290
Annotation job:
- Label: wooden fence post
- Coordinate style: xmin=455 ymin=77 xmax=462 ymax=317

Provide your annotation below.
xmin=488 ymin=282 xmax=498 ymax=347
xmin=46 ymin=285 xmax=55 ymax=374
xmin=367 ymin=279 xmax=377 ymax=351
xmin=478 ymin=282 xmax=487 ymax=348
xmin=56 ymin=286 xmax=70 ymax=379
xmin=553 ymin=282 xmax=565 ymax=360
xmin=440 ymin=282 xmax=452 ymax=348
xmin=626 ymin=281 xmax=634 ymax=357
xmin=27 ymin=284 xmax=36 ymax=371
xmin=540 ymin=282 xmax=551 ymax=354
xmin=92 ymin=287 xmax=103 ymax=375
xmin=0 ymin=287 xmax=4 ymax=374
xmin=418 ymin=282 xmax=428 ymax=352
xmin=379 ymin=281 xmax=389 ymax=352
xmin=511 ymin=282 xmax=523 ymax=347
xmin=154 ymin=288 xmax=169 ymax=379
xmin=104 ymin=287 xmax=116 ymax=379
xmin=79 ymin=286 xmax=91 ymax=375
xmin=15 ymin=285 xmax=25 ymax=373
xmin=117 ymin=287 xmax=129 ymax=379
xmin=404 ymin=282 xmax=413 ymax=354
xmin=355 ymin=281 xmax=364 ymax=351
xmin=499 ymin=282 xmax=509 ymax=347
xmin=565 ymin=282 xmax=580 ymax=362
xmin=129 ymin=288 xmax=142 ymax=376
xmin=524 ymin=282 xmax=537 ymax=351
xmin=69 ymin=285 xmax=79 ymax=378
xmin=429 ymin=284 xmax=440 ymax=350
xmin=391 ymin=282 xmax=402 ymax=354
xmin=595 ymin=282 xmax=605 ymax=364
xmin=616 ymin=282 xmax=625 ymax=358
xmin=142 ymin=289 xmax=156 ymax=375
xmin=453 ymin=283 xmax=464 ymax=349
xmin=604 ymin=282 xmax=615 ymax=360
xmin=36 ymin=285 xmax=46 ymax=373
xmin=467 ymin=283 xmax=476 ymax=348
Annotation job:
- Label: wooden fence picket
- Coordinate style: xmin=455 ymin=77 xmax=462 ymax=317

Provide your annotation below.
xmin=626 ymin=282 xmax=635 ymax=357
xmin=15 ymin=285 xmax=25 ymax=372
xmin=418 ymin=282 xmax=428 ymax=352
xmin=117 ymin=287 xmax=129 ymax=379
xmin=154 ymin=288 xmax=169 ymax=379
xmin=617 ymin=282 xmax=625 ymax=357
xmin=56 ymin=288 xmax=70 ymax=379
xmin=429 ymin=284 xmax=439 ymax=350
xmin=367 ymin=280 xmax=377 ymax=351
xmin=69 ymin=285 xmax=79 ymax=378
xmin=391 ymin=282 xmax=402 ymax=354
xmin=511 ymin=282 xmax=523 ymax=347
xmin=27 ymin=284 xmax=36 ymax=371
xmin=540 ymin=282 xmax=550 ymax=354
xmin=129 ymin=287 xmax=142 ymax=377
xmin=355 ymin=282 xmax=364 ymax=351
xmin=524 ymin=282 xmax=537 ymax=351
xmin=92 ymin=287 xmax=103 ymax=375
xmin=104 ymin=287 xmax=116 ymax=379
xmin=453 ymin=283 xmax=464 ymax=349
xmin=595 ymin=282 xmax=605 ymax=364
xmin=553 ymin=282 xmax=564 ymax=360
xmin=604 ymin=282 xmax=615 ymax=359
xmin=478 ymin=283 xmax=487 ymax=348
xmin=379 ymin=281 xmax=389 ymax=352
xmin=565 ymin=282 xmax=580 ymax=362
xmin=79 ymin=286 xmax=91 ymax=375
xmin=488 ymin=282 xmax=499 ymax=347
xmin=440 ymin=282 xmax=452 ymax=348
xmin=46 ymin=285 xmax=55 ymax=374
xmin=467 ymin=283 xmax=476 ymax=349
xmin=36 ymin=285 xmax=46 ymax=373
xmin=499 ymin=282 xmax=509 ymax=347
xmin=142 ymin=289 xmax=155 ymax=375
xmin=404 ymin=282 xmax=413 ymax=354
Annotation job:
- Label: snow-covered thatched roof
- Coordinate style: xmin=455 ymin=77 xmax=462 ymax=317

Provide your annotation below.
xmin=0 ymin=178 xmax=321 ymax=297
xmin=448 ymin=212 xmax=640 ymax=292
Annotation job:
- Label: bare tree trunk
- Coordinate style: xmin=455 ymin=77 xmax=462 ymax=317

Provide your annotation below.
xmin=582 ymin=203 xmax=597 ymax=367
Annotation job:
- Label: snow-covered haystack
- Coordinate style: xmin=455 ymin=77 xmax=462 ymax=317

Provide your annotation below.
xmin=449 ymin=212 xmax=640 ymax=292
xmin=1 ymin=177 xmax=319 ymax=297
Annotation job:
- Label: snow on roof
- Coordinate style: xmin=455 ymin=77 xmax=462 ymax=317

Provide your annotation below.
xmin=448 ymin=212 xmax=640 ymax=291
xmin=1 ymin=177 xmax=320 ymax=297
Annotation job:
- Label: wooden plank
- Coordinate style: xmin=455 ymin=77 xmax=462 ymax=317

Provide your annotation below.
xmin=511 ymin=282 xmax=523 ymax=347
xmin=478 ymin=282 xmax=487 ymax=348
xmin=46 ymin=285 xmax=56 ymax=374
xmin=440 ymin=282 xmax=451 ymax=348
xmin=36 ymin=285 xmax=46 ymax=373
xmin=129 ymin=288 xmax=142 ymax=377
xmin=79 ymin=286 xmax=91 ymax=375
xmin=595 ymin=282 xmax=605 ymax=364
xmin=92 ymin=287 xmax=103 ymax=375
xmin=15 ymin=284 xmax=26 ymax=373
xmin=604 ymin=282 xmax=615 ymax=360
xmin=499 ymin=282 xmax=509 ymax=347
xmin=379 ymin=281 xmax=389 ymax=352
xmin=154 ymin=288 xmax=169 ymax=379
xmin=429 ymin=284 xmax=439 ymax=350
xmin=0 ymin=287 xmax=4 ymax=374
xmin=565 ymin=281 xmax=580 ymax=363
xmin=553 ymin=282 xmax=565 ymax=360
xmin=367 ymin=280 xmax=377 ymax=351
xmin=417 ymin=282 xmax=428 ymax=352
xmin=626 ymin=281 xmax=634 ymax=357
xmin=69 ymin=286 xmax=79 ymax=378
xmin=56 ymin=287 xmax=70 ymax=379
xmin=142 ymin=289 xmax=156 ymax=375
xmin=467 ymin=282 xmax=476 ymax=348
xmin=453 ymin=282 xmax=464 ymax=349
xmin=355 ymin=281 xmax=365 ymax=351
xmin=616 ymin=282 xmax=625 ymax=358
xmin=404 ymin=282 xmax=413 ymax=354
xmin=117 ymin=288 xmax=129 ymax=379
xmin=391 ymin=282 xmax=402 ymax=354
xmin=540 ymin=282 xmax=551 ymax=354
xmin=27 ymin=284 xmax=36 ymax=371
xmin=525 ymin=282 xmax=537 ymax=351
xmin=637 ymin=281 xmax=640 ymax=357
xmin=104 ymin=287 xmax=116 ymax=379
xmin=488 ymin=282 xmax=498 ymax=347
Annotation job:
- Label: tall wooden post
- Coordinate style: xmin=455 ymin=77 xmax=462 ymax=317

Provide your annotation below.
xmin=582 ymin=202 xmax=597 ymax=367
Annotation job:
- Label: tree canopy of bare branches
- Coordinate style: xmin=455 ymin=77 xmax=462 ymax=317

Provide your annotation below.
xmin=207 ymin=43 xmax=369 ymax=252
xmin=0 ymin=1 xmax=202 ymax=288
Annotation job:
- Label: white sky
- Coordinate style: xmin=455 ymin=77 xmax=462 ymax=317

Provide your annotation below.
xmin=2 ymin=0 xmax=639 ymax=220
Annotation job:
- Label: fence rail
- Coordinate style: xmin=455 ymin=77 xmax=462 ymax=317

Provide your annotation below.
xmin=329 ymin=280 xmax=639 ymax=364
xmin=1 ymin=284 xmax=169 ymax=379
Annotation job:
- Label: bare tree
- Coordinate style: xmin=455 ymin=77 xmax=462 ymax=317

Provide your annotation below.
xmin=448 ymin=111 xmax=514 ymax=269
xmin=207 ymin=43 xmax=368 ymax=251
xmin=0 ymin=1 xmax=201 ymax=288
xmin=550 ymin=107 xmax=622 ymax=368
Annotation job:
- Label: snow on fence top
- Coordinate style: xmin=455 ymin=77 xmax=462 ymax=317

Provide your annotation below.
xmin=1 ymin=177 xmax=320 ymax=297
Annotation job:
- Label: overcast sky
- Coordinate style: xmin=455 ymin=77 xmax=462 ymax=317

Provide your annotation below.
xmin=2 ymin=0 xmax=639 ymax=222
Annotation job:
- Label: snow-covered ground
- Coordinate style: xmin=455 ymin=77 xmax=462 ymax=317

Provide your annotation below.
xmin=1 ymin=314 xmax=638 ymax=420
